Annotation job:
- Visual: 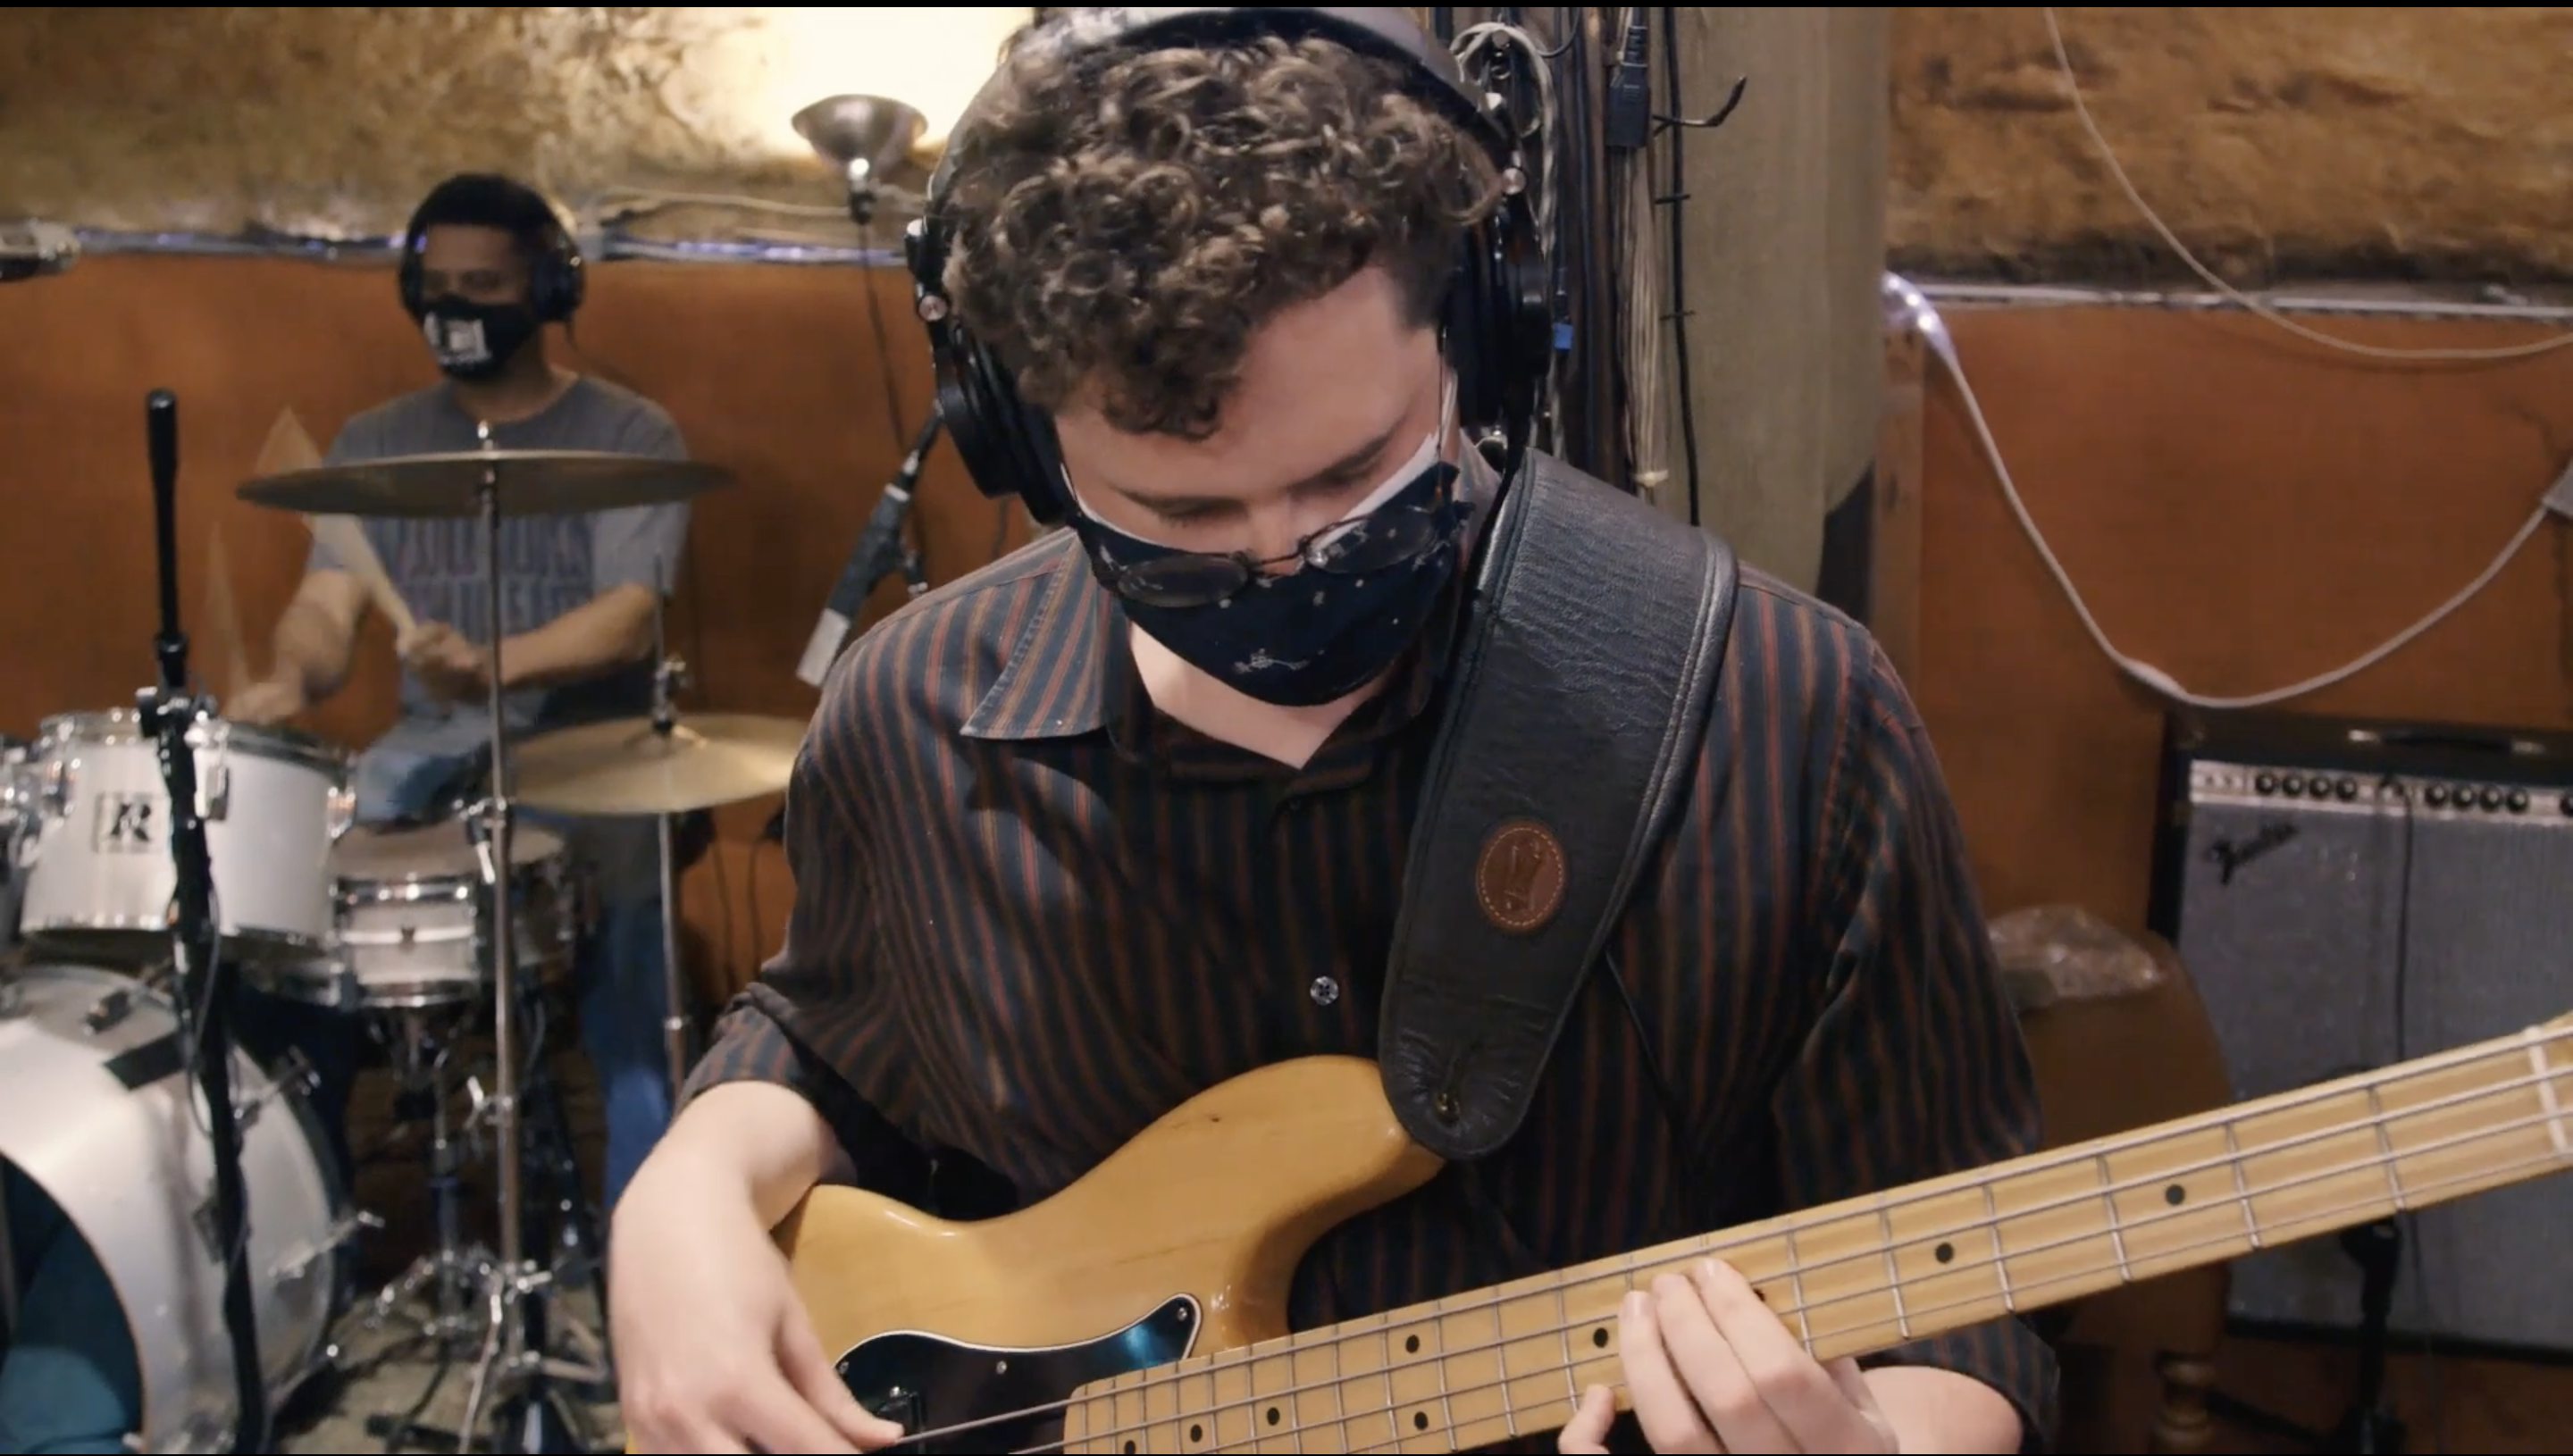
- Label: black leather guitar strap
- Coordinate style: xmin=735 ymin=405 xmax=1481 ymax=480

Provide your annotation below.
xmin=1379 ymin=452 xmax=1740 ymax=1162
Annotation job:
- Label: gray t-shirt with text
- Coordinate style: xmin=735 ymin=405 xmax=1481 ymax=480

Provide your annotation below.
xmin=306 ymin=376 xmax=691 ymax=747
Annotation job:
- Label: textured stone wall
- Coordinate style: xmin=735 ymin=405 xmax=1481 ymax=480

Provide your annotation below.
xmin=1890 ymin=6 xmax=2573 ymax=282
xmin=4 ymin=7 xmax=2565 ymax=278
xmin=0 ymin=6 xmax=1029 ymax=243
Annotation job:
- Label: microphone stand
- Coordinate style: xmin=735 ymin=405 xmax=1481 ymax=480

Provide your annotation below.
xmin=136 ymin=389 xmax=269 ymax=1454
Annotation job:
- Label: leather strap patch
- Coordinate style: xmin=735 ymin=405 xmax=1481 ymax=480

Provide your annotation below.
xmin=1476 ymin=818 xmax=1567 ymax=934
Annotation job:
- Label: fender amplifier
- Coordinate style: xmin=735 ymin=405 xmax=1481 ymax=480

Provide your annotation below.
xmin=2147 ymin=711 xmax=2573 ymax=1354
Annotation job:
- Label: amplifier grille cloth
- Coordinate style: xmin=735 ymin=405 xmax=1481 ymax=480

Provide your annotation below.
xmin=2174 ymin=761 xmax=2573 ymax=1352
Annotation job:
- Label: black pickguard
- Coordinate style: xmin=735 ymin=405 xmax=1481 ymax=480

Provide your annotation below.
xmin=837 ymin=1296 xmax=1200 ymax=1454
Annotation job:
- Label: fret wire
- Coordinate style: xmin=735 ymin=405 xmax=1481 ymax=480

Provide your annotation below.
xmin=1031 ymin=1127 xmax=2567 ymax=1456
xmin=2365 ymin=1082 xmax=2406 ymax=1211
xmin=1979 ymin=1179 xmax=2015 ymax=1311
xmin=2529 ymin=1028 xmax=2570 ymax=1157
xmin=1875 ymin=1198 xmax=1910 ymax=1338
xmin=1494 ymin=1298 xmax=1519 ymax=1443
xmin=1781 ymin=1223 xmax=1815 ymax=1352
xmin=1328 ymin=1312 xmax=1345 ymax=1455
xmin=1376 ymin=1324 xmax=1396 ymax=1452
xmin=1553 ymin=1281 xmax=1577 ymax=1413
xmin=1431 ymin=1301 xmax=1455 ymax=1449
xmin=2222 ymin=1118 xmax=2261 ymax=1249
xmin=1026 ymin=1053 xmax=2566 ymax=1454
xmin=2094 ymin=1153 xmax=2133 ymax=1282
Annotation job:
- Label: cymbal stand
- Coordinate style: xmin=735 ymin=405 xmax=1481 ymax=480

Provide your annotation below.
xmin=448 ymin=423 xmax=599 ymax=1454
xmin=649 ymin=568 xmax=693 ymax=1110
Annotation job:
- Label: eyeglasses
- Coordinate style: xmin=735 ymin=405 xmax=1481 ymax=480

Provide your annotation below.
xmin=1091 ymin=498 xmax=1456 ymax=610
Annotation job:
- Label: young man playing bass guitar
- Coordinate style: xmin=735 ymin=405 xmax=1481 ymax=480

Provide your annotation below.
xmin=608 ymin=10 xmax=2056 ymax=1453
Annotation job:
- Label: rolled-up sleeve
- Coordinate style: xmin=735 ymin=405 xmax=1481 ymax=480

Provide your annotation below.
xmin=1768 ymin=640 xmax=2059 ymax=1450
xmin=682 ymin=650 xmax=898 ymax=1158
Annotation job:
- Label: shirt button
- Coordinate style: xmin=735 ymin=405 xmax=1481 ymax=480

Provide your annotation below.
xmin=1310 ymin=976 xmax=1341 ymax=1007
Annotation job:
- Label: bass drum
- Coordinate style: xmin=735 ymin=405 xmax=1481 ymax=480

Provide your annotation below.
xmin=0 ymin=961 xmax=354 ymax=1453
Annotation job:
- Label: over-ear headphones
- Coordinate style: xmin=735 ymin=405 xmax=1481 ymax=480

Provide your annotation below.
xmin=906 ymin=5 xmax=1555 ymax=526
xmin=397 ymin=175 xmax=588 ymax=326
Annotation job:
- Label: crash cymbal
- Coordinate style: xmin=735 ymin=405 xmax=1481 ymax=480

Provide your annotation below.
xmin=509 ymin=713 xmax=807 ymax=816
xmin=239 ymin=450 xmax=732 ymax=519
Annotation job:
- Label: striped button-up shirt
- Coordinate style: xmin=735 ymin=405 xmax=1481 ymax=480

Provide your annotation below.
xmin=691 ymin=514 xmax=2058 ymax=1450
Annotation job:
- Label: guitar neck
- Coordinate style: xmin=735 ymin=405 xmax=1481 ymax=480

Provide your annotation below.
xmin=1069 ymin=1019 xmax=2572 ymax=1453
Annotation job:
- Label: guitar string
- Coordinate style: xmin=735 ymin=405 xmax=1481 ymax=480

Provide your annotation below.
xmin=1021 ymin=1130 xmax=2573 ymax=1456
xmin=849 ymin=1037 xmax=2569 ymax=1452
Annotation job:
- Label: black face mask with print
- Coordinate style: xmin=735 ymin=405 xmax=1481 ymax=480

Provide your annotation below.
xmin=418 ymin=295 xmax=540 ymax=382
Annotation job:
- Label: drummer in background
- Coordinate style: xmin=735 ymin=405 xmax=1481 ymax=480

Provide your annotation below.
xmin=0 ymin=172 xmax=692 ymax=1454
xmin=222 ymin=171 xmax=691 ymax=1213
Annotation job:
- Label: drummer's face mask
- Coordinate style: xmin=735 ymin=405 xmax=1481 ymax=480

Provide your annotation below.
xmin=419 ymin=296 xmax=540 ymax=383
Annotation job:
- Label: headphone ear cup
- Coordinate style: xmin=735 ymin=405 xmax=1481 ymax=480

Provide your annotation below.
xmin=936 ymin=335 xmax=1072 ymax=524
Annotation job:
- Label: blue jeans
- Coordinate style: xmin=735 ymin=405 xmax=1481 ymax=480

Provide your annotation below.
xmin=259 ymin=737 xmax=675 ymax=1210
xmin=0 ymin=739 xmax=676 ymax=1449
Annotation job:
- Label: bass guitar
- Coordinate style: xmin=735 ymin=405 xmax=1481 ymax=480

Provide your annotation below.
xmin=775 ymin=1013 xmax=2572 ymax=1453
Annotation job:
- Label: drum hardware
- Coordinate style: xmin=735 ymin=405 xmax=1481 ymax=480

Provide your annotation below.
xmin=135 ymin=388 xmax=270 ymax=1454
xmin=238 ymin=440 xmax=731 ymax=1452
xmin=239 ymin=437 xmax=728 ymax=1453
xmin=364 ymin=1009 xmax=498 ymax=1351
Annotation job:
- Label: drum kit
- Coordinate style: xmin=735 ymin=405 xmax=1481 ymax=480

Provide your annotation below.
xmin=0 ymin=403 xmax=811 ymax=1452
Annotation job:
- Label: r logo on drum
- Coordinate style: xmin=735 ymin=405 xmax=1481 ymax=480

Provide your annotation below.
xmin=92 ymin=792 xmax=159 ymax=853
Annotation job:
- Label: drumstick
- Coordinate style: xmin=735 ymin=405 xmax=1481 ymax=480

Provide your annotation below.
xmin=202 ymin=520 xmax=254 ymax=697
xmin=303 ymin=512 xmax=419 ymax=644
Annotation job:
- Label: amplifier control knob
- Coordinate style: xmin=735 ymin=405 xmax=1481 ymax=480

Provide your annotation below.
xmin=2334 ymin=777 xmax=2359 ymax=801
xmin=2560 ymin=791 xmax=2573 ymax=816
xmin=2282 ymin=775 xmax=2305 ymax=797
xmin=2506 ymin=789 xmax=2529 ymax=814
xmin=2479 ymin=786 xmax=2504 ymax=811
xmin=2255 ymin=772 xmax=2278 ymax=795
xmin=2425 ymin=784 xmax=2449 ymax=807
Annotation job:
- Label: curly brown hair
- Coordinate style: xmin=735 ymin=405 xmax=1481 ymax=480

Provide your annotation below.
xmin=935 ymin=19 xmax=1503 ymax=439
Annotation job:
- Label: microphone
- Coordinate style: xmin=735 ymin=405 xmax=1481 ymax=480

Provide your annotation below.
xmin=0 ymin=222 xmax=79 ymax=283
xmin=795 ymin=414 xmax=943 ymax=688
xmin=147 ymin=390 xmax=187 ymax=677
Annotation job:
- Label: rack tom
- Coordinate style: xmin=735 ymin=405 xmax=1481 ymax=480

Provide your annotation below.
xmin=13 ymin=709 xmax=354 ymax=968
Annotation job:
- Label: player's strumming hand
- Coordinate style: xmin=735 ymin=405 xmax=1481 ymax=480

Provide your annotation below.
xmin=609 ymin=1154 xmax=902 ymax=1455
xmin=1559 ymin=1259 xmax=1897 ymax=1455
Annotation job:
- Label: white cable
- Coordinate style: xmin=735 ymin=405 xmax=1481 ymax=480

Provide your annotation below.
xmin=1619 ymin=7 xmax=1668 ymax=495
xmin=2041 ymin=7 xmax=2573 ymax=364
xmin=1886 ymin=274 xmax=2560 ymax=712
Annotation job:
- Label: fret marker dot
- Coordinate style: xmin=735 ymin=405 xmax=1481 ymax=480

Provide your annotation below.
xmin=1404 ymin=1333 xmax=1421 ymax=1354
xmin=1414 ymin=1411 xmax=1430 ymax=1432
xmin=1934 ymin=1242 xmax=1955 ymax=1265
xmin=1591 ymin=1326 xmax=1609 ymax=1348
xmin=2165 ymin=1184 xmax=2187 ymax=1206
xmin=1188 ymin=1424 xmax=1203 ymax=1443
xmin=1266 ymin=1408 xmax=1280 ymax=1427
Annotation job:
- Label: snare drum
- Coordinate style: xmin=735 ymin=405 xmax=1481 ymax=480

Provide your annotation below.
xmin=0 ymin=960 xmax=354 ymax=1454
xmin=13 ymin=710 xmax=354 ymax=969
xmin=256 ymin=818 xmax=579 ymax=1012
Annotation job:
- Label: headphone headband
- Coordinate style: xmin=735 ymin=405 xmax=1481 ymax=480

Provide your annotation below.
xmin=910 ymin=5 xmax=1553 ymax=526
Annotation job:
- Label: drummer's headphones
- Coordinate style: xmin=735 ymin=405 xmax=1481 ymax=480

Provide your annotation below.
xmin=397 ymin=172 xmax=588 ymax=326
xmin=904 ymin=5 xmax=1555 ymax=526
